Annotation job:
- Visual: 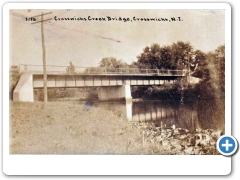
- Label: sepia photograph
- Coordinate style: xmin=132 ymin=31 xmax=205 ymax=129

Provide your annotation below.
xmin=9 ymin=8 xmax=225 ymax=155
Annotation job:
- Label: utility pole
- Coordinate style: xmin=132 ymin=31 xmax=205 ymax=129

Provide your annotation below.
xmin=187 ymin=44 xmax=191 ymax=85
xmin=32 ymin=12 xmax=52 ymax=104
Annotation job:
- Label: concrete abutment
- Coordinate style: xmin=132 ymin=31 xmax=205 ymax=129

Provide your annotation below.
xmin=13 ymin=72 xmax=34 ymax=102
xmin=98 ymin=85 xmax=132 ymax=101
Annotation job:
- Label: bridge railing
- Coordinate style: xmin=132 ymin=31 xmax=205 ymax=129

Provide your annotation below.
xmin=19 ymin=64 xmax=187 ymax=76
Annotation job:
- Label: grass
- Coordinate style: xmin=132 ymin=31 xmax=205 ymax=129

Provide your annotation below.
xmin=10 ymin=101 xmax=149 ymax=154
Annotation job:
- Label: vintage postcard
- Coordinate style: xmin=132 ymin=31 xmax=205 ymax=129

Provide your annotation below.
xmin=3 ymin=3 xmax=232 ymax=175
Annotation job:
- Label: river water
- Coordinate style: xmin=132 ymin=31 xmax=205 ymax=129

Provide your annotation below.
xmin=98 ymin=99 xmax=224 ymax=132
xmin=44 ymin=87 xmax=224 ymax=132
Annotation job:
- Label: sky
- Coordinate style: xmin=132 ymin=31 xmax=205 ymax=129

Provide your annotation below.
xmin=9 ymin=9 xmax=225 ymax=67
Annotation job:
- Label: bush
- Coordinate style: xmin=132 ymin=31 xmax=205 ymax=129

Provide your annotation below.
xmin=9 ymin=69 xmax=20 ymax=100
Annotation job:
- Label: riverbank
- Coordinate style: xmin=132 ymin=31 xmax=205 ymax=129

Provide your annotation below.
xmin=131 ymin=122 xmax=220 ymax=155
xmin=10 ymin=101 xmax=147 ymax=154
xmin=10 ymin=101 xmax=220 ymax=155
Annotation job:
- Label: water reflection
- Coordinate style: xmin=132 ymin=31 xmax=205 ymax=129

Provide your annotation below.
xmin=99 ymin=99 xmax=223 ymax=131
xmin=126 ymin=100 xmax=199 ymax=131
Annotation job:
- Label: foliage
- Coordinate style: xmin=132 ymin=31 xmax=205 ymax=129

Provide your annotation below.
xmin=84 ymin=67 xmax=105 ymax=74
xmin=171 ymin=41 xmax=194 ymax=70
xmin=9 ymin=66 xmax=20 ymax=100
xmin=99 ymin=57 xmax=128 ymax=68
xmin=86 ymin=87 xmax=99 ymax=100
xmin=191 ymin=50 xmax=208 ymax=79
xmin=131 ymin=79 xmax=183 ymax=101
xmin=34 ymin=88 xmax=78 ymax=101
xmin=136 ymin=41 xmax=195 ymax=70
xmin=193 ymin=45 xmax=225 ymax=130
xmin=131 ymin=77 xmax=198 ymax=104
xmin=66 ymin=61 xmax=76 ymax=74
xmin=136 ymin=44 xmax=161 ymax=69
xmin=209 ymin=45 xmax=225 ymax=99
xmin=84 ymin=57 xmax=130 ymax=73
xmin=194 ymin=45 xmax=225 ymax=99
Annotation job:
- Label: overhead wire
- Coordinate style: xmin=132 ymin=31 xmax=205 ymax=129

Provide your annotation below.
xmin=10 ymin=11 xmax=121 ymax=44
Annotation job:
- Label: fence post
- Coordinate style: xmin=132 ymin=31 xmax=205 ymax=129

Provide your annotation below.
xmin=24 ymin=65 xmax=27 ymax=71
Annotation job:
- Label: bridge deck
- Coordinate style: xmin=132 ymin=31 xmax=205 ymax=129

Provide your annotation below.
xmin=32 ymin=74 xmax=179 ymax=88
xmin=19 ymin=64 xmax=188 ymax=77
xmin=30 ymin=72 xmax=186 ymax=77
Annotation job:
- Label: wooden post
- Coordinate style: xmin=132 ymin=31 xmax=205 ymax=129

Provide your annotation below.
xmin=187 ymin=44 xmax=191 ymax=85
xmin=41 ymin=13 xmax=47 ymax=104
xmin=31 ymin=12 xmax=52 ymax=105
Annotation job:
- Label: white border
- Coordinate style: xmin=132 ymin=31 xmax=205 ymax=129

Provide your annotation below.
xmin=3 ymin=3 xmax=231 ymax=175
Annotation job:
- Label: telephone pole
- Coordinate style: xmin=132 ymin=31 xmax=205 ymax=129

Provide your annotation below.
xmin=187 ymin=44 xmax=191 ymax=85
xmin=32 ymin=12 xmax=52 ymax=104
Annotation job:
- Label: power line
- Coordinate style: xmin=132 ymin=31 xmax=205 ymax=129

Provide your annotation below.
xmin=11 ymin=13 xmax=62 ymax=38
xmin=10 ymin=11 xmax=121 ymax=44
xmin=46 ymin=22 xmax=121 ymax=43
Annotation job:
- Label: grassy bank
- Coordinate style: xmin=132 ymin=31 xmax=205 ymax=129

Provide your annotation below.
xmin=10 ymin=101 xmax=148 ymax=154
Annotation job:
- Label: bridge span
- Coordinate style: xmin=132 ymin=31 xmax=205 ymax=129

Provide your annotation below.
xmin=13 ymin=64 xmax=188 ymax=102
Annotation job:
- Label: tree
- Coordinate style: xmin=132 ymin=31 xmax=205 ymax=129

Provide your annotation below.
xmin=84 ymin=57 xmax=129 ymax=74
xmin=191 ymin=50 xmax=208 ymax=79
xmin=136 ymin=42 xmax=195 ymax=70
xmin=66 ymin=61 xmax=75 ymax=74
xmin=214 ymin=44 xmax=225 ymax=96
xmin=99 ymin=57 xmax=128 ymax=68
xmin=171 ymin=41 xmax=194 ymax=70
xmin=194 ymin=45 xmax=225 ymax=100
xmin=136 ymin=44 xmax=161 ymax=69
xmin=194 ymin=45 xmax=225 ymax=130
xmin=205 ymin=45 xmax=225 ymax=99
xmin=159 ymin=46 xmax=173 ymax=69
xmin=9 ymin=65 xmax=20 ymax=100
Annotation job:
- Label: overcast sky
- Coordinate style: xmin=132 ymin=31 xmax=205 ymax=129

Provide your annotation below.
xmin=10 ymin=9 xmax=225 ymax=67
